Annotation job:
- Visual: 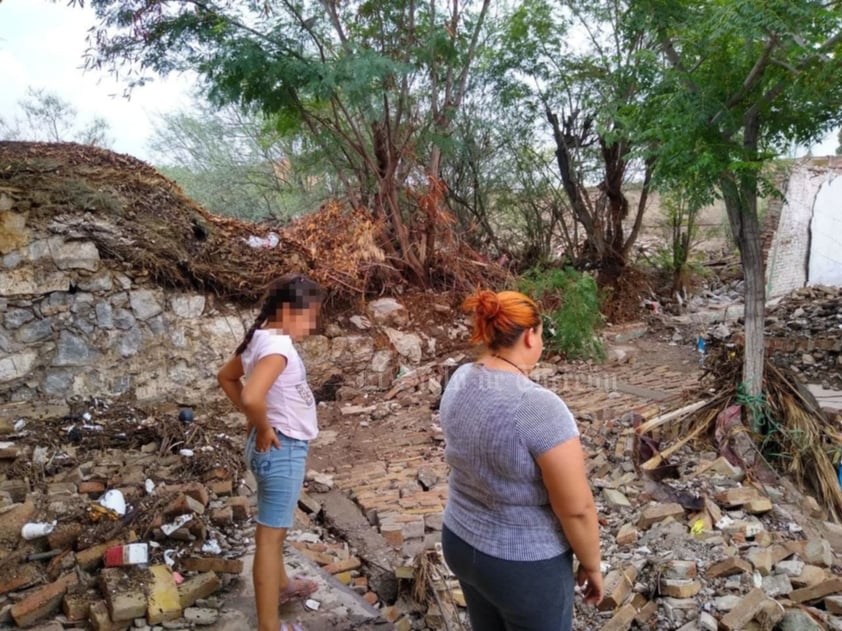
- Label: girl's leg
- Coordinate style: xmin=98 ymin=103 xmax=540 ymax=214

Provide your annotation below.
xmin=249 ymin=432 xmax=312 ymax=628
xmin=253 ymin=523 xmax=287 ymax=631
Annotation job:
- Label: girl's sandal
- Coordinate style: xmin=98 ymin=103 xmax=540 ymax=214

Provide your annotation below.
xmin=278 ymin=575 xmax=318 ymax=606
xmin=280 ymin=624 xmax=306 ymax=631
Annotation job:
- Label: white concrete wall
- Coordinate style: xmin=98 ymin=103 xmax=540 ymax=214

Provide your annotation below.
xmin=766 ymin=161 xmax=842 ymax=299
xmin=808 ymin=175 xmax=842 ymax=287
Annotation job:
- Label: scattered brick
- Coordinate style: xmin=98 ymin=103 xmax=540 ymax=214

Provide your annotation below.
xmin=600 ymin=602 xmax=637 ymax=631
xmin=10 ymin=572 xmax=78 ymax=627
xmin=599 ymin=565 xmax=638 ymax=612
xmin=790 ymin=576 xmax=842 ymax=603
xmin=0 ymin=563 xmax=42 ymax=595
xmin=324 ymin=556 xmax=362 ymax=575
xmin=180 ymin=556 xmax=243 ymax=575
xmin=99 ymin=568 xmax=146 ymax=622
xmin=616 ymin=523 xmax=638 ymax=545
xmin=719 ymin=588 xmax=768 ymax=631
xmin=178 ymin=571 xmax=221 ymax=609
xmin=638 ymin=503 xmax=684 ymax=529
xmin=706 ymin=557 xmax=753 ymax=578
xmin=147 ymin=564 xmax=182 ymax=624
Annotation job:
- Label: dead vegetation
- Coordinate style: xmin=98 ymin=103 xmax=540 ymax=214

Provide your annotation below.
xmin=0 ymin=141 xmax=508 ymax=307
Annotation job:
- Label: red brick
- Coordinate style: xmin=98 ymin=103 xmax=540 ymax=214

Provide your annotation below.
xmin=10 ymin=572 xmax=78 ymax=627
xmin=177 ymin=571 xmax=221 ymax=609
xmin=790 ymin=576 xmax=842 ymax=603
xmin=0 ymin=563 xmax=42 ymax=595
xmin=100 ymin=568 xmax=146 ymax=622
xmin=720 ymin=588 xmax=769 ymax=631
xmin=180 ymin=556 xmax=244 ymax=574
xmin=323 ymin=556 xmax=362 ymax=575
xmin=225 ymin=496 xmax=250 ymax=521
xmin=79 ymin=480 xmax=107 ymax=496
xmin=47 ymin=522 xmax=82 ymax=550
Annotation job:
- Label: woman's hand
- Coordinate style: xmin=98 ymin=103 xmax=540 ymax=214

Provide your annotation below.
xmin=576 ymin=565 xmax=604 ymax=606
xmin=255 ymin=425 xmax=281 ymax=452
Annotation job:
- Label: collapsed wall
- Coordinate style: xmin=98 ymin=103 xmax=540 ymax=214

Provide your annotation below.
xmin=0 ymin=142 xmax=427 ymax=405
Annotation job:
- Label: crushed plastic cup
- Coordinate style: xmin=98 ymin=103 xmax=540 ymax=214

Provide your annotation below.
xmin=21 ymin=521 xmax=56 ymax=540
xmin=99 ymin=489 xmax=127 ymax=516
xmin=161 ymin=514 xmax=193 ymax=536
xmin=201 ymin=539 xmax=222 ymax=555
xmin=164 ymin=549 xmax=177 ymax=567
xmin=145 ymin=479 xmax=156 ymax=494
xmin=179 ymin=449 xmax=194 ymax=457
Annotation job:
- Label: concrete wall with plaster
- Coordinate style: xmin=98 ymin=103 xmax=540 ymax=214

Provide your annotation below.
xmin=766 ymin=159 xmax=842 ymax=299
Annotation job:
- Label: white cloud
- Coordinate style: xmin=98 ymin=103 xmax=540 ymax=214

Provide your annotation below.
xmin=0 ymin=0 xmax=194 ymax=161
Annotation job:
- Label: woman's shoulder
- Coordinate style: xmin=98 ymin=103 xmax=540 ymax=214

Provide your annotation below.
xmin=521 ymin=381 xmax=571 ymax=414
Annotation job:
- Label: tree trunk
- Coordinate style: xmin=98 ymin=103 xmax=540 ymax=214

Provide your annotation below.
xmin=720 ymin=173 xmax=766 ymax=407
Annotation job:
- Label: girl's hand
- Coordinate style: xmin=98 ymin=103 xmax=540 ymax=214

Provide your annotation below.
xmin=256 ymin=426 xmax=281 ymax=452
xmin=576 ymin=565 xmax=604 ymax=606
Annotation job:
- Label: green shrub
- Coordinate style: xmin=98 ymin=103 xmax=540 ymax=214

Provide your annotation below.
xmin=519 ymin=267 xmax=605 ymax=361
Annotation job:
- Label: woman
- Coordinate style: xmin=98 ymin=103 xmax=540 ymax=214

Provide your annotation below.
xmin=218 ymin=275 xmax=324 ymax=631
xmin=440 ymin=288 xmax=603 ymax=631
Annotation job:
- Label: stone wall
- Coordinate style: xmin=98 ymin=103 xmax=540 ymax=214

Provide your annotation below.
xmin=0 ymin=201 xmax=443 ymax=404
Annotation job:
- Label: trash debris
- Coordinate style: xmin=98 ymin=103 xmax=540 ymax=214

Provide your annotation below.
xmin=21 ymin=521 xmax=56 ymax=540
xmin=162 ymin=514 xmax=194 ymax=536
xmin=98 ymin=489 xmax=127 ymax=516
xmin=201 ymin=539 xmax=222 ymax=555
xmin=145 ymin=478 xmax=156 ymax=494
xmin=244 ymin=232 xmax=280 ymax=249
xmin=104 ymin=542 xmax=149 ymax=567
xmin=13 ymin=419 xmax=26 ymax=432
xmin=303 ymin=599 xmax=321 ymax=611
xmin=179 ymin=448 xmax=194 ymax=457
xmin=179 ymin=407 xmax=194 ymax=424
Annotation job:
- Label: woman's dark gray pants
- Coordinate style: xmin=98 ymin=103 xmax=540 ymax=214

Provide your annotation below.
xmin=442 ymin=525 xmax=575 ymax=631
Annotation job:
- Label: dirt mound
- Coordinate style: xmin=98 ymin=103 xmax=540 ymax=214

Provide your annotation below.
xmin=0 ymin=141 xmax=504 ymax=306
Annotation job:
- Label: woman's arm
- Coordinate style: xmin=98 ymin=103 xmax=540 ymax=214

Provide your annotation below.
xmin=536 ymin=438 xmax=604 ymax=605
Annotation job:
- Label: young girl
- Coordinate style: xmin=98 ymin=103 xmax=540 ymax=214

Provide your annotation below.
xmin=218 ymin=274 xmax=324 ymax=631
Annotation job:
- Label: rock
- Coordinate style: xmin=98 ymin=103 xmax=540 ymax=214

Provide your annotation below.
xmin=0 ymin=351 xmax=38 ymax=383
xmin=761 ymin=572 xmax=792 ymax=598
xmin=349 ymin=315 xmax=371 ymax=330
xmin=129 ymin=289 xmax=163 ymax=320
xmin=3 ymin=307 xmax=34 ymax=329
xmin=49 ymin=239 xmax=100 ymax=272
xmin=183 ymin=607 xmax=219 ymax=626
xmin=16 ymin=317 xmax=53 ymax=343
xmin=802 ymin=539 xmax=833 ymax=567
xmin=54 ymin=331 xmax=96 ymax=366
xmin=95 ymin=302 xmax=113 ymax=329
xmin=778 ymin=609 xmax=824 ymax=630
xmin=170 ymin=295 xmax=206 ymax=319
xmin=367 ymin=298 xmax=408 ymax=327
xmin=0 ymin=269 xmax=69 ymax=296
xmin=384 ymin=328 xmax=423 ymax=364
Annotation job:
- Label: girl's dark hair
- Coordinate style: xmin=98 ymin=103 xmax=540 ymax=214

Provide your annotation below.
xmin=236 ymin=274 xmax=324 ymax=355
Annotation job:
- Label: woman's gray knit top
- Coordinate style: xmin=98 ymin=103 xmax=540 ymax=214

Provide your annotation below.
xmin=440 ymin=363 xmax=579 ymax=561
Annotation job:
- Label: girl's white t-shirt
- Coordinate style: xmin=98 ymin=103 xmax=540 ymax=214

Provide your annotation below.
xmin=240 ymin=329 xmax=318 ymax=441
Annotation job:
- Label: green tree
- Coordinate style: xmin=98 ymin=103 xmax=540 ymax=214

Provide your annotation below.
xmin=0 ymin=87 xmax=112 ymax=146
xmin=70 ymin=0 xmax=492 ymax=285
xmin=632 ymin=0 xmax=842 ymax=401
xmin=836 ymin=128 xmax=842 ymax=156
xmin=494 ymin=0 xmax=658 ymax=286
xmin=149 ymin=98 xmax=328 ymax=221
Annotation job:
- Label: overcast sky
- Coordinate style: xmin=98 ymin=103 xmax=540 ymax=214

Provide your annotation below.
xmin=0 ymin=0 xmax=839 ymax=162
xmin=0 ymin=0 xmax=193 ymax=162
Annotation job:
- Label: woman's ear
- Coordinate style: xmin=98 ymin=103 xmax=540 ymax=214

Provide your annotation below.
xmin=523 ymin=326 xmax=539 ymax=349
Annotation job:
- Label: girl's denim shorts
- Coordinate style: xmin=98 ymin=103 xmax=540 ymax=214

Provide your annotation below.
xmin=244 ymin=428 xmax=309 ymax=529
